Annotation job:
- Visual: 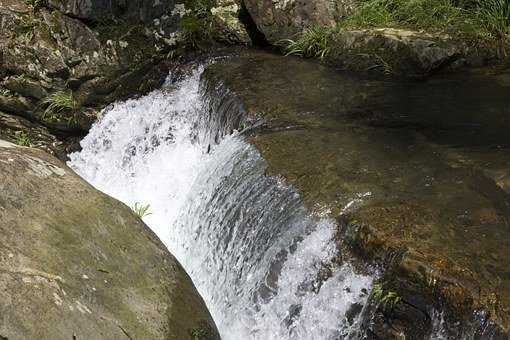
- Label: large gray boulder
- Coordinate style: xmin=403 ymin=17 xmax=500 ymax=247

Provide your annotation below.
xmin=243 ymin=0 xmax=358 ymax=43
xmin=0 ymin=141 xmax=220 ymax=339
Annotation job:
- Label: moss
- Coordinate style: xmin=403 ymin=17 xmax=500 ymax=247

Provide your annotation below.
xmin=13 ymin=131 xmax=32 ymax=147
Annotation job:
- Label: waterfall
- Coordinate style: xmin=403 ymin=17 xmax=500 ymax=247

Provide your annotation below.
xmin=68 ymin=65 xmax=373 ymax=339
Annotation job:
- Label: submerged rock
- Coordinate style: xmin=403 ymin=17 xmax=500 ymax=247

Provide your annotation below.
xmin=0 ymin=141 xmax=220 ymax=339
xmin=201 ymin=50 xmax=510 ymax=338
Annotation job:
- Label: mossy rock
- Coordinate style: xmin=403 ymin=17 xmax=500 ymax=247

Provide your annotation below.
xmin=0 ymin=141 xmax=220 ymax=340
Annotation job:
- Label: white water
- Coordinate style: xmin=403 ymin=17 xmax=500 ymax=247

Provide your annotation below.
xmin=69 ymin=66 xmax=373 ymax=339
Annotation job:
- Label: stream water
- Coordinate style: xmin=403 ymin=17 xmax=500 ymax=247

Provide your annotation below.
xmin=68 ymin=66 xmax=374 ymax=339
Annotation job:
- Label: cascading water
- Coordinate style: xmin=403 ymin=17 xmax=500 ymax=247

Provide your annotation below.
xmin=69 ymin=65 xmax=373 ymax=339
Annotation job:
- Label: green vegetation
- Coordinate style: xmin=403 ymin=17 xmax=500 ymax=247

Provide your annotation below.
xmin=24 ymin=0 xmax=46 ymax=10
xmin=283 ymin=0 xmax=510 ymax=60
xmin=282 ymin=26 xmax=332 ymax=60
xmin=17 ymin=15 xmax=39 ymax=42
xmin=190 ymin=325 xmax=213 ymax=340
xmin=13 ymin=74 xmax=30 ymax=83
xmin=342 ymin=0 xmax=510 ymax=39
xmin=479 ymin=0 xmax=510 ymax=38
xmin=342 ymin=0 xmax=479 ymax=34
xmin=14 ymin=131 xmax=32 ymax=147
xmin=40 ymin=90 xmax=77 ymax=123
xmin=0 ymin=89 xmax=13 ymax=97
xmin=372 ymin=283 xmax=402 ymax=309
xmin=180 ymin=0 xmax=215 ymax=49
xmin=131 ymin=202 xmax=152 ymax=219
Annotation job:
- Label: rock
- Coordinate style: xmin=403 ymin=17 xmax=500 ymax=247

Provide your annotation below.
xmin=3 ymin=75 xmax=49 ymax=100
xmin=0 ymin=1 xmax=175 ymax=128
xmin=47 ymin=0 xmax=173 ymax=23
xmin=0 ymin=141 xmax=220 ymax=340
xmin=0 ymin=92 xmax=34 ymax=115
xmin=243 ymin=0 xmax=358 ymax=43
xmin=200 ymin=50 xmax=510 ymax=337
xmin=241 ymin=0 xmax=505 ymax=75
xmin=326 ymin=28 xmax=502 ymax=76
xmin=0 ymin=111 xmax=62 ymax=155
xmin=211 ymin=0 xmax=251 ymax=45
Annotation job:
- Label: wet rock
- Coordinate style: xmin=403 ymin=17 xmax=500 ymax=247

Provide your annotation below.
xmin=0 ymin=141 xmax=220 ymax=340
xmin=201 ymin=51 xmax=510 ymax=337
xmin=241 ymin=0 xmax=506 ymax=75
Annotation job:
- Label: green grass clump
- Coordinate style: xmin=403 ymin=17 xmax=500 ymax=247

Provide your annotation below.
xmin=342 ymin=0 xmax=478 ymax=34
xmin=41 ymin=90 xmax=77 ymax=123
xmin=479 ymin=0 xmax=510 ymax=39
xmin=131 ymin=202 xmax=152 ymax=219
xmin=13 ymin=74 xmax=30 ymax=83
xmin=0 ymin=89 xmax=13 ymax=97
xmin=372 ymin=283 xmax=402 ymax=309
xmin=14 ymin=131 xmax=32 ymax=147
xmin=341 ymin=0 xmax=510 ymax=40
xmin=282 ymin=26 xmax=334 ymax=60
xmin=180 ymin=0 xmax=215 ymax=49
xmin=24 ymin=0 xmax=46 ymax=10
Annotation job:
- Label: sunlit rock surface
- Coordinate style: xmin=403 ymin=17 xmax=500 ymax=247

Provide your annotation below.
xmin=0 ymin=142 xmax=219 ymax=340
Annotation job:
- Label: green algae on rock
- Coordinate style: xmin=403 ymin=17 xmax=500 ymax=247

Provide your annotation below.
xmin=0 ymin=141 xmax=220 ymax=340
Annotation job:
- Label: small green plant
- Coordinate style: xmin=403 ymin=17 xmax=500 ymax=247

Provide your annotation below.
xmin=24 ymin=0 xmax=46 ymax=10
xmin=16 ymin=13 xmax=42 ymax=42
xmin=282 ymin=26 xmax=333 ymax=60
xmin=180 ymin=0 xmax=215 ymax=49
xmin=0 ymin=89 xmax=13 ymax=97
xmin=13 ymin=74 xmax=30 ymax=83
xmin=478 ymin=0 xmax=510 ymax=39
xmin=14 ymin=131 xmax=32 ymax=147
xmin=190 ymin=325 xmax=213 ymax=340
xmin=131 ymin=202 xmax=152 ymax=219
xmin=40 ymin=90 xmax=77 ymax=123
xmin=372 ymin=283 xmax=402 ymax=309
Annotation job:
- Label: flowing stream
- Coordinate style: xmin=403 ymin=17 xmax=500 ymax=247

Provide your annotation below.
xmin=69 ymin=65 xmax=374 ymax=339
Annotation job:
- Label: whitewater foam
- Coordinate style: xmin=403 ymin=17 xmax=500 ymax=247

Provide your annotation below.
xmin=69 ymin=66 xmax=373 ymax=340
